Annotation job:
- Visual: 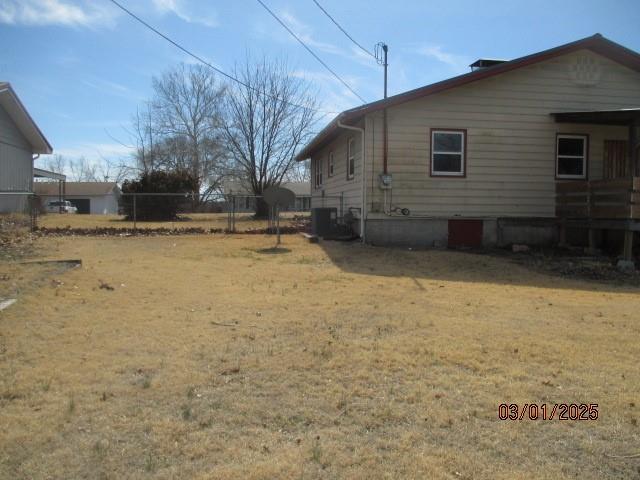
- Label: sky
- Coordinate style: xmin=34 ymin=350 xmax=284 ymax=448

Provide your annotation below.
xmin=0 ymin=0 xmax=639 ymax=175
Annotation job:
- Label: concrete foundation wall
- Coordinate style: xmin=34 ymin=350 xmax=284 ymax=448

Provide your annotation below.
xmin=364 ymin=216 xmax=558 ymax=247
xmin=496 ymin=219 xmax=558 ymax=247
xmin=365 ymin=218 xmax=448 ymax=247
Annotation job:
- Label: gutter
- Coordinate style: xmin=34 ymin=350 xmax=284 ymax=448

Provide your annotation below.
xmin=337 ymin=120 xmax=366 ymax=243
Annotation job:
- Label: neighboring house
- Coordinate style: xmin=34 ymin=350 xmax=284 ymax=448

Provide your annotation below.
xmin=222 ymin=181 xmax=311 ymax=212
xmin=296 ymin=34 xmax=640 ymax=254
xmin=0 ymin=82 xmax=53 ymax=213
xmin=34 ymin=182 xmax=121 ymax=214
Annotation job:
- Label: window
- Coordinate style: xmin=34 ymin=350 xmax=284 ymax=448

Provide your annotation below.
xmin=556 ymin=134 xmax=588 ymax=179
xmin=430 ymin=129 xmax=466 ymax=177
xmin=328 ymin=151 xmax=334 ymax=177
xmin=315 ymin=157 xmax=323 ymax=188
xmin=347 ymin=138 xmax=355 ymax=180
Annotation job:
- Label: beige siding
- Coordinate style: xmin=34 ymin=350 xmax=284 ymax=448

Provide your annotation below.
xmin=366 ymin=49 xmax=640 ymax=218
xmin=310 ymin=126 xmax=363 ymax=217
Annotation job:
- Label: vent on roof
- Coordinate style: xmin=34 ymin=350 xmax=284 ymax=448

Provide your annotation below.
xmin=469 ymin=59 xmax=508 ymax=71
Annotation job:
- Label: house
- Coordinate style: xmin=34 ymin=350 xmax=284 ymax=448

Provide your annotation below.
xmin=296 ymin=34 xmax=640 ymax=259
xmin=0 ymin=82 xmax=53 ymax=213
xmin=222 ymin=181 xmax=311 ymax=212
xmin=34 ymin=182 xmax=121 ymax=214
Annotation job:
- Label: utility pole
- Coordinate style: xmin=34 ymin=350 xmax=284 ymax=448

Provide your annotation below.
xmin=376 ymin=42 xmax=389 ymax=98
xmin=382 ymin=43 xmax=388 ymax=98
xmin=376 ymin=43 xmax=389 ymax=173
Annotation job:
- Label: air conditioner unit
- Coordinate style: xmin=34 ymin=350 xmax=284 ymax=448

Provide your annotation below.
xmin=311 ymin=207 xmax=337 ymax=236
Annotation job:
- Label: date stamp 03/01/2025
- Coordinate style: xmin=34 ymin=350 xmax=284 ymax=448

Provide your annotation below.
xmin=498 ymin=403 xmax=599 ymax=421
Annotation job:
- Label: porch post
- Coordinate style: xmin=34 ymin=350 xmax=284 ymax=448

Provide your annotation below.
xmin=622 ymin=230 xmax=634 ymax=261
xmin=629 ymin=118 xmax=640 ymax=177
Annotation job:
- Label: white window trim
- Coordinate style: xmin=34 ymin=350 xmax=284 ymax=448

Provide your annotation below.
xmin=347 ymin=138 xmax=355 ymax=180
xmin=556 ymin=134 xmax=588 ymax=180
xmin=328 ymin=151 xmax=334 ymax=177
xmin=431 ymin=130 xmax=466 ymax=177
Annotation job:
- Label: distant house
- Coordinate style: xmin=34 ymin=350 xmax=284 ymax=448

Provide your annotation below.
xmin=35 ymin=182 xmax=121 ymax=214
xmin=296 ymin=34 xmax=640 ymax=258
xmin=222 ymin=181 xmax=311 ymax=212
xmin=0 ymin=82 xmax=53 ymax=213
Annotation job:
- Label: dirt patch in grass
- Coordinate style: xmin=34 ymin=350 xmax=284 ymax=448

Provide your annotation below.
xmin=1 ymin=235 xmax=639 ymax=479
xmin=494 ymin=248 xmax=640 ymax=286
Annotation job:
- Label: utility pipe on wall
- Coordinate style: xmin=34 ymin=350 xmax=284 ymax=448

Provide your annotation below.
xmin=337 ymin=120 xmax=366 ymax=243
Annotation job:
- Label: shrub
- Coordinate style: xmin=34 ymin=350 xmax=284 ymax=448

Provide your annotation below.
xmin=119 ymin=170 xmax=198 ymax=221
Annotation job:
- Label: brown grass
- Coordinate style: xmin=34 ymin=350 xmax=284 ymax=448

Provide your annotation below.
xmin=37 ymin=212 xmax=307 ymax=232
xmin=1 ymin=234 xmax=639 ymax=479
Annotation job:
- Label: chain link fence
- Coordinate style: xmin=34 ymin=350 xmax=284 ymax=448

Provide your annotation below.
xmin=2 ymin=192 xmax=310 ymax=234
xmin=0 ymin=192 xmax=38 ymax=231
xmin=2 ymin=191 xmax=347 ymax=235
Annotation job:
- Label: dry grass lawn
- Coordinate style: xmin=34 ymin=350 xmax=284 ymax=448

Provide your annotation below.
xmin=37 ymin=212 xmax=306 ymax=232
xmin=1 ymin=234 xmax=639 ymax=479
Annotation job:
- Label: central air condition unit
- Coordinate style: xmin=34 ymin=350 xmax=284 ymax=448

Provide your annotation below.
xmin=311 ymin=207 xmax=337 ymax=236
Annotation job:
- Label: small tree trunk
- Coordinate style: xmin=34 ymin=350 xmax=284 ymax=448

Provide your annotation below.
xmin=254 ymin=197 xmax=270 ymax=219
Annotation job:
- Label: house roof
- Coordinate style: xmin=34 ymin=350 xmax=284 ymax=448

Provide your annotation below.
xmin=34 ymin=182 xmax=120 ymax=197
xmin=0 ymin=82 xmax=52 ymax=154
xmin=223 ymin=181 xmax=311 ymax=196
xmin=551 ymin=108 xmax=640 ymax=126
xmin=296 ymin=34 xmax=640 ymax=161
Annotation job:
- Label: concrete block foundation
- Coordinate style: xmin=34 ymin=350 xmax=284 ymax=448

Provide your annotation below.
xmin=364 ymin=216 xmax=558 ymax=248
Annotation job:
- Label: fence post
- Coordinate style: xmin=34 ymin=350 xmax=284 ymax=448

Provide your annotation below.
xmin=29 ymin=195 xmax=36 ymax=232
xmin=340 ymin=192 xmax=344 ymax=220
xmin=276 ymin=204 xmax=281 ymax=245
xmin=133 ymin=194 xmax=137 ymax=234
xmin=231 ymin=195 xmax=236 ymax=232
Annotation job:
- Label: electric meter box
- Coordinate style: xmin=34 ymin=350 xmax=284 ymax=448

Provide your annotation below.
xmin=379 ymin=173 xmax=392 ymax=189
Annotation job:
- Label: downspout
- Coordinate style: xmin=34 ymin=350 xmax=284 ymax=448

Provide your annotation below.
xmin=337 ymin=120 xmax=366 ymax=243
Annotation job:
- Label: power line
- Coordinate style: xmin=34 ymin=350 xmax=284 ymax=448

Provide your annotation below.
xmin=311 ymin=0 xmax=375 ymax=60
xmin=106 ymin=0 xmax=339 ymax=115
xmin=255 ymin=0 xmax=367 ymax=104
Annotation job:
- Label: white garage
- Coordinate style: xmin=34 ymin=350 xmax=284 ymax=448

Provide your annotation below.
xmin=34 ymin=182 xmax=121 ymax=214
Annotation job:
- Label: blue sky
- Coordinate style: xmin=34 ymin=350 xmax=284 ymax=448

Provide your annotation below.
xmin=1 ymin=0 xmax=639 ymax=171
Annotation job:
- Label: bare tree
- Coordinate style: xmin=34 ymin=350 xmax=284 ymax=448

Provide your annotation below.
xmin=284 ymin=160 xmax=310 ymax=183
xmin=95 ymin=154 xmax=136 ymax=183
xmin=41 ymin=154 xmax=67 ymax=175
xmin=150 ymin=63 xmax=228 ymax=204
xmin=131 ymin=104 xmax=159 ymax=174
xmin=67 ymin=157 xmax=97 ymax=182
xmin=37 ymin=155 xmax=97 ymax=182
xmin=221 ymin=57 xmax=317 ymax=217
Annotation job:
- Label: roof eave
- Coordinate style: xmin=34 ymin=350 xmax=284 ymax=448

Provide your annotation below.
xmin=0 ymin=84 xmax=53 ymax=154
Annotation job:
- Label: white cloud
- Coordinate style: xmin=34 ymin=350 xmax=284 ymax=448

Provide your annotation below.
xmin=291 ymin=69 xmax=362 ymax=114
xmin=53 ymin=142 xmax=134 ymax=160
xmin=414 ymin=44 xmax=471 ymax=72
xmin=272 ymin=10 xmax=377 ymax=70
xmin=151 ymin=0 xmax=218 ymax=28
xmin=80 ymin=77 xmax=144 ymax=101
xmin=279 ymin=11 xmax=341 ymax=56
xmin=0 ymin=0 xmax=117 ymax=28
